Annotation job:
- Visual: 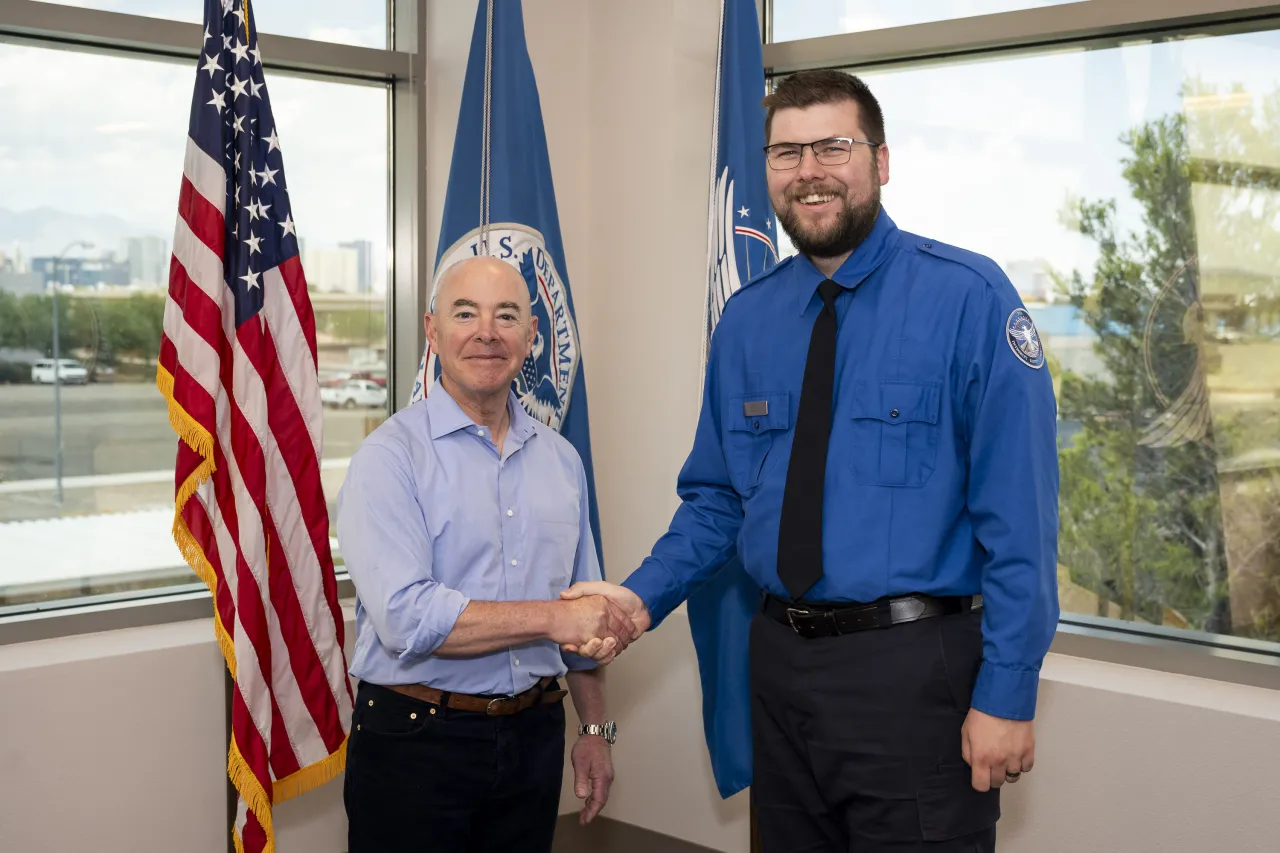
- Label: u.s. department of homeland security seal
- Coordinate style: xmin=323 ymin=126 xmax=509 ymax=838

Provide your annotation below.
xmin=1005 ymin=307 xmax=1045 ymax=369
xmin=429 ymin=223 xmax=581 ymax=431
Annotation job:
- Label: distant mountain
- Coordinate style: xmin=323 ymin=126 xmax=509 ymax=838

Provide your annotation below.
xmin=0 ymin=207 xmax=167 ymax=260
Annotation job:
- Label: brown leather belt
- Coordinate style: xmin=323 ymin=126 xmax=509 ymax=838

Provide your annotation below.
xmin=383 ymin=675 xmax=567 ymax=716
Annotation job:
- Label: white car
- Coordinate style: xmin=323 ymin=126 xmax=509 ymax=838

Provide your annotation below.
xmin=320 ymin=379 xmax=387 ymax=409
xmin=31 ymin=358 xmax=89 ymax=385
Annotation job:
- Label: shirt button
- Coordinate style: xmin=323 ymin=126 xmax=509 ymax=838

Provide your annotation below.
xmin=514 ymin=658 xmax=521 ymax=666
xmin=511 ymin=559 xmax=518 ymax=566
xmin=507 ymin=509 xmax=514 ymax=517
xmin=477 ymin=428 xmax=485 ymax=436
xmin=890 ymin=409 xmax=899 ymax=418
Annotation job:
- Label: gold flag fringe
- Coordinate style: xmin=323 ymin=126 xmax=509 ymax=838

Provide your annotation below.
xmin=272 ymin=737 xmax=348 ymax=804
xmin=229 ymin=736 xmax=275 ymax=853
xmin=157 ymin=356 xmax=348 ymax=852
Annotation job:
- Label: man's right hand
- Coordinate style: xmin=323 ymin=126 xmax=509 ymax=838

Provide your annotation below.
xmin=559 ymin=582 xmax=651 ymax=661
xmin=549 ymin=595 xmax=635 ymax=663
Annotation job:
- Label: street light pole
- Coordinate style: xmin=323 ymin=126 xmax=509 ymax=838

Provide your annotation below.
xmin=51 ymin=240 xmax=92 ymax=507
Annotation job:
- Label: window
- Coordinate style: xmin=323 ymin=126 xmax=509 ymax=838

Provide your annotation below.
xmin=0 ymin=42 xmax=389 ymax=607
xmin=771 ymin=0 xmax=1074 ymax=43
xmin=46 ymin=0 xmax=389 ymax=49
xmin=774 ymin=27 xmax=1280 ymax=646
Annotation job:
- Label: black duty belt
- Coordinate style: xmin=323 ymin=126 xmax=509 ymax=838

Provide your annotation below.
xmin=762 ymin=592 xmax=982 ymax=639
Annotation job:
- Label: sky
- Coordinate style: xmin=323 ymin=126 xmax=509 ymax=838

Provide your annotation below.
xmin=0 ymin=1 xmax=388 ymax=291
xmin=770 ymin=2 xmax=1280 ymax=291
xmin=2 ymin=2 xmax=1279 ymax=299
xmin=48 ymin=0 xmax=387 ymax=48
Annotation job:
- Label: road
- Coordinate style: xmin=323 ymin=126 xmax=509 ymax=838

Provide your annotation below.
xmin=0 ymin=382 xmax=384 ymax=523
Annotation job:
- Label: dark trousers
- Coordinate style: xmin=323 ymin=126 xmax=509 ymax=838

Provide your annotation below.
xmin=344 ymin=680 xmax=566 ymax=853
xmin=750 ymin=606 xmax=1000 ymax=853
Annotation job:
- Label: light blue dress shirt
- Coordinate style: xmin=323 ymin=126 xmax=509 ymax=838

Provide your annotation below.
xmin=337 ymin=378 xmax=601 ymax=695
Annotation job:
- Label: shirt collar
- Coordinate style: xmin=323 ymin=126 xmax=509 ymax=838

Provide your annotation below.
xmin=426 ymin=376 xmax=538 ymax=443
xmin=793 ymin=206 xmax=899 ymax=315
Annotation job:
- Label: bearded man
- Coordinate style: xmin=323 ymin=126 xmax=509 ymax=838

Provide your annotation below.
xmin=561 ymin=70 xmax=1061 ymax=852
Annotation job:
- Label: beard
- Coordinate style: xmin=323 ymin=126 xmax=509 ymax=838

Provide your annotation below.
xmin=774 ymin=175 xmax=881 ymax=262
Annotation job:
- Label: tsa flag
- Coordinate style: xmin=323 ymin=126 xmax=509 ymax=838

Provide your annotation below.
xmin=407 ymin=0 xmax=603 ymax=572
xmin=688 ymin=0 xmax=777 ymax=800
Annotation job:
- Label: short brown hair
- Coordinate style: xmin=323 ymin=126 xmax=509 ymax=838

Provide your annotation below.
xmin=762 ymin=70 xmax=885 ymax=145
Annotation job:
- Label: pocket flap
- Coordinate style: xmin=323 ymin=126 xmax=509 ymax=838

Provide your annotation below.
xmin=918 ymin=761 xmax=1000 ymax=841
xmin=727 ymin=392 xmax=790 ymax=434
xmin=851 ymin=380 xmax=940 ymax=425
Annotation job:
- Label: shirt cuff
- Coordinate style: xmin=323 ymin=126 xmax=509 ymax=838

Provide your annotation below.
xmin=400 ymin=586 xmax=470 ymax=659
xmin=970 ymin=660 xmax=1041 ymax=721
xmin=561 ymin=650 xmax=599 ymax=671
xmin=622 ymin=559 xmax=684 ymax=630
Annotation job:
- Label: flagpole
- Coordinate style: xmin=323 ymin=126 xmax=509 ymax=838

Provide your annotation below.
xmin=225 ymin=668 xmax=236 ymax=853
xmin=227 ymin=7 xmax=247 ymax=843
xmin=698 ymin=0 xmax=727 ymax=406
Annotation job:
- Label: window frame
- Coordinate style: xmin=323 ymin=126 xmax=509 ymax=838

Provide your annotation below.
xmin=0 ymin=0 xmax=424 ymax=640
xmin=762 ymin=0 xmax=1280 ymax=686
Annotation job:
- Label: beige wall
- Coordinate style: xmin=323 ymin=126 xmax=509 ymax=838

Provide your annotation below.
xmin=3 ymin=2 xmax=1280 ymax=853
xmin=0 ymin=611 xmax=354 ymax=852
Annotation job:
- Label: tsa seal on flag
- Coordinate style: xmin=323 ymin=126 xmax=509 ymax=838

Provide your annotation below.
xmin=431 ymin=223 xmax=581 ymax=431
xmin=1005 ymin=307 xmax=1045 ymax=369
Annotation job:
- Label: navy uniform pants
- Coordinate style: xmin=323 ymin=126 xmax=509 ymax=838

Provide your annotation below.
xmin=344 ymin=680 xmax=566 ymax=853
xmin=750 ymin=607 xmax=1000 ymax=852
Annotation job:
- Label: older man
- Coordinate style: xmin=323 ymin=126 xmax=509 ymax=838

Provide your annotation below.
xmin=338 ymin=256 xmax=627 ymax=853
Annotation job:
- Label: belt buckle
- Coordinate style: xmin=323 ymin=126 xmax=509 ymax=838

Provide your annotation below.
xmin=786 ymin=607 xmax=813 ymax=637
xmin=485 ymin=695 xmax=514 ymax=715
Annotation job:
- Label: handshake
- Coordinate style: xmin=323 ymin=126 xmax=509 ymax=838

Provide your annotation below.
xmin=549 ymin=581 xmax=652 ymax=665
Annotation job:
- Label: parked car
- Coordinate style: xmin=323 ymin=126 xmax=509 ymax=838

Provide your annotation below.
xmin=320 ymin=379 xmax=387 ymax=409
xmin=321 ymin=370 xmax=387 ymax=388
xmin=31 ymin=358 xmax=89 ymax=385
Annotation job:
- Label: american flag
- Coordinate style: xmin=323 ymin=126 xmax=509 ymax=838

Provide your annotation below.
xmin=156 ymin=2 xmax=353 ymax=851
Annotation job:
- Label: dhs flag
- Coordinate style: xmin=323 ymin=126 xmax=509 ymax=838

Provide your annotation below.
xmin=408 ymin=0 xmax=603 ymax=571
xmin=688 ymin=0 xmax=778 ymax=799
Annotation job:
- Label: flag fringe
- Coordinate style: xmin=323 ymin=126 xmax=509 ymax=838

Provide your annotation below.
xmin=156 ymin=363 xmax=217 ymax=468
xmin=229 ymin=735 xmax=276 ymax=853
xmin=173 ymin=511 xmax=238 ymax=679
xmin=233 ymin=828 xmax=245 ymax=853
xmin=157 ymin=363 xmax=236 ymax=679
xmin=272 ymin=737 xmax=348 ymax=804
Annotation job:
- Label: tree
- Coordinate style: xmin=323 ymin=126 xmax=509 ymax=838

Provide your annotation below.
xmin=1055 ymin=80 xmax=1280 ymax=639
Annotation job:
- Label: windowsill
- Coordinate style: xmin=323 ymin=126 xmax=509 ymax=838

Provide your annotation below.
xmin=0 ymin=574 xmax=358 ymax=646
xmin=2 ymin=579 xmax=1278 ymax=693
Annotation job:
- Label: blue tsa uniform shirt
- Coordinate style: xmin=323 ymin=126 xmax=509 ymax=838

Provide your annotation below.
xmin=624 ymin=209 xmax=1060 ymax=720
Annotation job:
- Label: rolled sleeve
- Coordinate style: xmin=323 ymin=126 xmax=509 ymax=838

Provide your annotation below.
xmin=337 ymin=440 xmax=471 ymax=659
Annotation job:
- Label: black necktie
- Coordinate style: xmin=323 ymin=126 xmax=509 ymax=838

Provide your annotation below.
xmin=777 ymin=278 xmax=842 ymax=601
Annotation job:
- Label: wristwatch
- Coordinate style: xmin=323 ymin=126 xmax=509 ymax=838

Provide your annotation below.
xmin=578 ymin=721 xmax=617 ymax=745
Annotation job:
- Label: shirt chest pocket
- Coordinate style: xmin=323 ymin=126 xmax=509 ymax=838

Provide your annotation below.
xmin=724 ymin=392 xmax=791 ymax=493
xmin=532 ymin=505 xmax=579 ymax=598
xmin=848 ymin=380 xmax=941 ymax=488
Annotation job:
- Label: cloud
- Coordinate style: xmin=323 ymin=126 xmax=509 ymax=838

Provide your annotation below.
xmin=0 ymin=40 xmax=388 ymax=291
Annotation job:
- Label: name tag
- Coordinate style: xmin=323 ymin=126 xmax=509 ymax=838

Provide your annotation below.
xmin=742 ymin=400 xmax=769 ymax=418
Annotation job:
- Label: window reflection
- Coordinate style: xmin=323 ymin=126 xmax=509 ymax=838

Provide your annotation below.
xmin=775 ymin=31 xmax=1280 ymax=645
xmin=0 ymin=44 xmax=388 ymax=606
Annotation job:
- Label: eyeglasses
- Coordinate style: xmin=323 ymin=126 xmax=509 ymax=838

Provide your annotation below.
xmin=763 ymin=137 xmax=879 ymax=170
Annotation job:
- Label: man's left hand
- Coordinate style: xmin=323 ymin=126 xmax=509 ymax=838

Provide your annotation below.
xmin=571 ymin=733 xmax=615 ymax=824
xmin=961 ymin=708 xmax=1035 ymax=792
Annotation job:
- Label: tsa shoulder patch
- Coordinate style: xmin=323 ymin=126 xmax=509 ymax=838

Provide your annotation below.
xmin=1005 ymin=307 xmax=1045 ymax=369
